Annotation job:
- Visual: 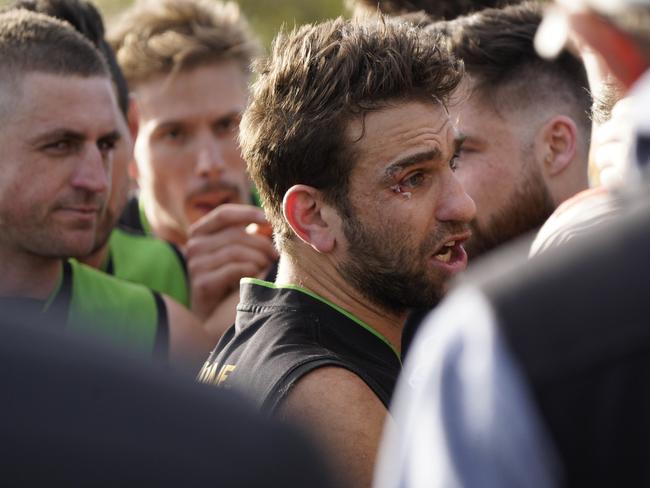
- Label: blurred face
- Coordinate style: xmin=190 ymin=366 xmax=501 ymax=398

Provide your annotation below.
xmin=338 ymin=101 xmax=476 ymax=313
xmin=133 ymin=62 xmax=250 ymax=243
xmin=0 ymin=73 xmax=118 ymax=259
xmin=450 ymin=92 xmax=555 ymax=259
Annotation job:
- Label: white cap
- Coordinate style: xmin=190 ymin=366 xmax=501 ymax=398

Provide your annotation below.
xmin=535 ymin=0 xmax=650 ymax=59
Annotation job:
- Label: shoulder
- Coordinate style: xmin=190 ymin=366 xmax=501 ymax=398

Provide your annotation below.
xmin=281 ymin=366 xmax=386 ymax=431
xmin=69 ymin=258 xmax=154 ymax=303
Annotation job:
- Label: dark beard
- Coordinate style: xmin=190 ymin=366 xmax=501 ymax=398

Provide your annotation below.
xmin=337 ymin=212 xmax=464 ymax=315
xmin=465 ymin=163 xmax=556 ymax=260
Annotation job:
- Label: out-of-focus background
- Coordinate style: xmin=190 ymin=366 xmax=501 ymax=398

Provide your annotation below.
xmin=0 ymin=0 xmax=348 ymax=46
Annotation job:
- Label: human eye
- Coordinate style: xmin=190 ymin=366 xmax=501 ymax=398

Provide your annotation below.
xmin=160 ymin=125 xmax=187 ymax=144
xmin=213 ymin=114 xmax=241 ymax=136
xmin=97 ymin=134 xmax=119 ymax=157
xmin=401 ymin=171 xmax=426 ymax=188
xmin=42 ymin=139 xmax=79 ymax=156
xmin=449 ymin=152 xmax=460 ymax=172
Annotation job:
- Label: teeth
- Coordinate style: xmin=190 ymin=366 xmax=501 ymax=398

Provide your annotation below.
xmin=445 ymin=240 xmax=456 ymax=248
xmin=435 ymin=248 xmax=452 ymax=263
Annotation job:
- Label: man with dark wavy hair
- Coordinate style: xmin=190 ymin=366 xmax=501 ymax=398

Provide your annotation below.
xmin=199 ymin=17 xmax=474 ymax=487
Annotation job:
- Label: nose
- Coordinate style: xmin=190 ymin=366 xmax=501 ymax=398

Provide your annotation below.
xmin=436 ymin=173 xmax=476 ymax=224
xmin=195 ymin=131 xmax=225 ymax=178
xmin=71 ymin=144 xmax=110 ymax=196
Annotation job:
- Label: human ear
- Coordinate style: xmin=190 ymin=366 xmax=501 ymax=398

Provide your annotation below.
xmin=282 ymin=185 xmax=336 ymax=253
xmin=540 ymin=116 xmax=578 ymax=176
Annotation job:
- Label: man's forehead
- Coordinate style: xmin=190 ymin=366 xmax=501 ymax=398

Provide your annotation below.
xmin=348 ymin=100 xmax=459 ymax=171
xmin=11 ymin=72 xmax=118 ymax=135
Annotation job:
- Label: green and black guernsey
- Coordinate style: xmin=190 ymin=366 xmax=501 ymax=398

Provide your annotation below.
xmin=198 ymin=278 xmax=401 ymax=412
xmin=46 ymin=259 xmax=168 ymax=359
xmin=113 ymin=197 xmax=189 ymax=307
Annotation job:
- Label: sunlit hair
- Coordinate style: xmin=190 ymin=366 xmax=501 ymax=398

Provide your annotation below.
xmin=0 ymin=9 xmax=107 ymax=78
xmin=348 ymin=0 xmax=524 ymax=21
xmin=109 ymin=0 xmax=260 ymax=87
xmin=0 ymin=9 xmax=108 ymax=120
xmin=241 ymin=17 xmax=463 ymax=252
xmin=7 ymin=0 xmax=129 ymax=117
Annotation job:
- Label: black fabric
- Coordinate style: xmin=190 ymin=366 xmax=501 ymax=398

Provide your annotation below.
xmin=0 ymin=310 xmax=334 ymax=487
xmin=201 ymin=282 xmax=401 ymax=412
xmin=152 ymin=291 xmax=169 ymax=361
xmin=401 ymin=307 xmax=432 ymax=362
xmin=117 ymin=196 xmax=146 ymax=234
xmin=46 ymin=259 xmax=73 ymax=329
xmin=476 ymin=185 xmax=650 ymax=487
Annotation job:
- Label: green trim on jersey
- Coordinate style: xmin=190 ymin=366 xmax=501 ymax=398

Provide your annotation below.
xmin=242 ymin=277 xmax=401 ymax=361
xmin=107 ymin=228 xmax=190 ymax=307
xmin=67 ymin=259 xmax=160 ymax=355
xmin=138 ymin=199 xmax=154 ymax=236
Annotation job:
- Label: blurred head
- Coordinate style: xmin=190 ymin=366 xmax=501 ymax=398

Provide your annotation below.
xmin=242 ymin=18 xmax=475 ymax=313
xmin=348 ymin=0 xmax=524 ymax=20
xmin=536 ymin=0 xmax=650 ymax=90
xmin=7 ymin=0 xmax=132 ymax=255
xmin=442 ymin=2 xmax=592 ymax=259
xmin=0 ymin=10 xmax=118 ymax=259
xmin=110 ymin=0 xmax=260 ymax=245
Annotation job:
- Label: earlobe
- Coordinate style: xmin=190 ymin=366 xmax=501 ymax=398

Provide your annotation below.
xmin=283 ymin=185 xmax=336 ymax=253
xmin=541 ymin=116 xmax=578 ymax=176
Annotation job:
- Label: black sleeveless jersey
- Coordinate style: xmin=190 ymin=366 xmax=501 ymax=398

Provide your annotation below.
xmin=198 ymin=278 xmax=401 ymax=412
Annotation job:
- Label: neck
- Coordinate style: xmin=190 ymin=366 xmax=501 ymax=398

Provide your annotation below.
xmin=0 ymin=247 xmax=62 ymax=300
xmin=79 ymin=242 xmax=109 ymax=270
xmin=276 ymin=252 xmax=405 ymax=354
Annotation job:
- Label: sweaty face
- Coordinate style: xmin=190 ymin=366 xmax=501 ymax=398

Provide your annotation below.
xmin=133 ymin=62 xmax=250 ymax=243
xmin=450 ymin=92 xmax=555 ymax=259
xmin=337 ymin=101 xmax=476 ymax=314
xmin=0 ymin=73 xmax=118 ymax=259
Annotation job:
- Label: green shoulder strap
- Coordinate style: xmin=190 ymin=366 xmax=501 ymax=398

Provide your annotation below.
xmin=108 ymin=228 xmax=190 ymax=307
xmin=67 ymin=259 xmax=161 ymax=356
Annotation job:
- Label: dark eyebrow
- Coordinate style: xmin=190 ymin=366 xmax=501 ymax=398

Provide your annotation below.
xmin=384 ymin=149 xmax=442 ymax=177
xmin=28 ymin=129 xmax=85 ymax=147
xmin=99 ymin=130 xmax=122 ymax=144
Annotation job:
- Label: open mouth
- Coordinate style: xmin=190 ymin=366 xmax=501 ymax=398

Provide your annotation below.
xmin=191 ymin=192 xmax=238 ymax=214
xmin=431 ymin=233 xmax=470 ymax=270
xmin=434 ymin=240 xmax=456 ymax=263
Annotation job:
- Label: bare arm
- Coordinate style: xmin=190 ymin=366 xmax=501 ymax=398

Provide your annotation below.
xmin=279 ymin=366 xmax=388 ymax=488
xmin=162 ymin=295 xmax=213 ymax=374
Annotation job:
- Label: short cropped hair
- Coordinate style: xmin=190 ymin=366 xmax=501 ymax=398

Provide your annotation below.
xmin=6 ymin=0 xmax=129 ymax=117
xmin=109 ymin=0 xmax=260 ymax=87
xmin=241 ymin=18 xmax=463 ymax=250
xmin=349 ymin=0 xmax=524 ymax=20
xmin=441 ymin=2 xmax=592 ymax=140
xmin=0 ymin=9 xmax=107 ymax=79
